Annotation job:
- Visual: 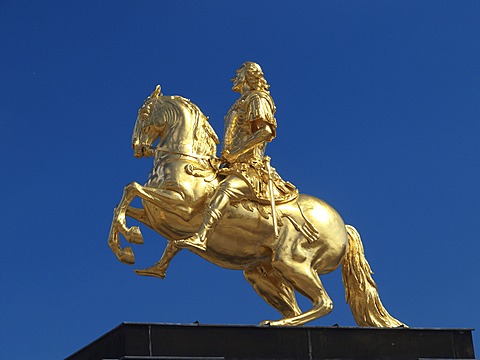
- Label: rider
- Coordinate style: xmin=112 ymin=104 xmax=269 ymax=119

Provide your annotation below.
xmin=174 ymin=62 xmax=297 ymax=252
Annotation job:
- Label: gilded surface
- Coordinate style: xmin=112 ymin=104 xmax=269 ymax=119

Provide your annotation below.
xmin=108 ymin=62 xmax=406 ymax=328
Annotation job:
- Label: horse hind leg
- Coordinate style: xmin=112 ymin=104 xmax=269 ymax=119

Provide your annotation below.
xmin=244 ymin=266 xmax=301 ymax=320
xmin=265 ymin=257 xmax=333 ymax=326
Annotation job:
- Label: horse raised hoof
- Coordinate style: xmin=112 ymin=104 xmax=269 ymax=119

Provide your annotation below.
xmin=134 ymin=266 xmax=166 ymax=279
xmin=126 ymin=226 xmax=144 ymax=244
xmin=118 ymin=246 xmax=135 ymax=264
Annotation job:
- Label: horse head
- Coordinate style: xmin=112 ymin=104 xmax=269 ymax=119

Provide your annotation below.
xmin=132 ymin=85 xmax=164 ymax=158
xmin=131 ymin=85 xmax=219 ymax=160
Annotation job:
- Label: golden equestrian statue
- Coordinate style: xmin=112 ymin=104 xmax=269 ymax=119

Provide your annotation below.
xmin=108 ymin=62 xmax=406 ymax=327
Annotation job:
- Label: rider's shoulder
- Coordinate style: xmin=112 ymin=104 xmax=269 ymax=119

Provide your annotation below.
xmin=245 ymin=90 xmax=275 ymax=110
xmin=245 ymin=90 xmax=272 ymax=102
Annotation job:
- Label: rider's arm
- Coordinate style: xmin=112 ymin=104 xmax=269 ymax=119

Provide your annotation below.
xmin=223 ymin=122 xmax=274 ymax=162
xmin=222 ymin=93 xmax=276 ymax=162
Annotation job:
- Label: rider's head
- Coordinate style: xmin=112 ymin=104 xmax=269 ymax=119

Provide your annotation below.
xmin=232 ymin=62 xmax=270 ymax=93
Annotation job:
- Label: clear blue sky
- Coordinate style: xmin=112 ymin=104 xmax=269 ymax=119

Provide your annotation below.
xmin=1 ymin=1 xmax=479 ymax=358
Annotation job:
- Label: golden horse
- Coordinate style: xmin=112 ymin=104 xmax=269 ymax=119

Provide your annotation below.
xmin=108 ymin=86 xmax=405 ymax=327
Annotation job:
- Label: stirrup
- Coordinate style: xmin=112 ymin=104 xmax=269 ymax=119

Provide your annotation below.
xmin=175 ymin=234 xmax=207 ymax=252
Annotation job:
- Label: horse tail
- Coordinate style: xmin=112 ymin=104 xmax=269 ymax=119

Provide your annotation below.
xmin=341 ymin=225 xmax=407 ymax=327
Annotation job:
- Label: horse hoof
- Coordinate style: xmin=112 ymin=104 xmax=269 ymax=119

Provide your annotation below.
xmin=127 ymin=226 xmax=144 ymax=244
xmin=119 ymin=247 xmax=135 ymax=264
xmin=134 ymin=268 xmax=166 ymax=279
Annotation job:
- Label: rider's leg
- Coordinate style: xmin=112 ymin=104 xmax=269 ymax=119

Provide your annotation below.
xmin=174 ymin=175 xmax=250 ymax=251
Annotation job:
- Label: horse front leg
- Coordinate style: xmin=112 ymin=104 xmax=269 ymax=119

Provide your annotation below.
xmin=109 ymin=181 xmax=186 ymax=265
xmin=126 ymin=205 xmax=183 ymax=277
xmin=108 ymin=216 xmax=136 ymax=265
xmin=108 ymin=181 xmax=151 ymax=264
xmin=134 ymin=242 xmax=181 ymax=279
xmin=112 ymin=182 xmax=148 ymax=243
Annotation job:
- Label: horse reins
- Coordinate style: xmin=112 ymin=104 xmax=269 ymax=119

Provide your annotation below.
xmin=150 ymin=145 xmax=219 ymax=161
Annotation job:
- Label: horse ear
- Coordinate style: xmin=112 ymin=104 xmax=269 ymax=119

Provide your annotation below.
xmin=151 ymin=85 xmax=161 ymax=98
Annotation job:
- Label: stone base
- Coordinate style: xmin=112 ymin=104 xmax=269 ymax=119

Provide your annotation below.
xmin=66 ymin=322 xmax=475 ymax=360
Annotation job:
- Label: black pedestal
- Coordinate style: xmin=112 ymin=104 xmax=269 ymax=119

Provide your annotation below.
xmin=66 ymin=322 xmax=475 ymax=360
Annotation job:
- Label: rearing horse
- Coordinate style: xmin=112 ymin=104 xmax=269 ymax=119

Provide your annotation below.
xmin=108 ymin=85 xmax=405 ymax=327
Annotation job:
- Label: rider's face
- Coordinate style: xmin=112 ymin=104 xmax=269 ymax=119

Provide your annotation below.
xmin=231 ymin=67 xmax=247 ymax=93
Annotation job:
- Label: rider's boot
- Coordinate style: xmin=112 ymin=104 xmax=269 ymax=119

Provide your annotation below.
xmin=175 ymin=191 xmax=229 ymax=251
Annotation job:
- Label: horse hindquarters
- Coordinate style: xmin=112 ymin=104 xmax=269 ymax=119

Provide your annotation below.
xmin=341 ymin=225 xmax=406 ymax=327
xmin=249 ymin=195 xmax=348 ymax=326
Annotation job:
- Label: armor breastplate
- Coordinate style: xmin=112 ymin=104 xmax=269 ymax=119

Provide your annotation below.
xmin=223 ymin=91 xmax=273 ymax=163
xmin=220 ymin=90 xmax=298 ymax=204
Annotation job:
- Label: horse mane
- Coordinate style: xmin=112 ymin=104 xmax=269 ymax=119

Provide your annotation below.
xmin=156 ymin=96 xmax=219 ymax=157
